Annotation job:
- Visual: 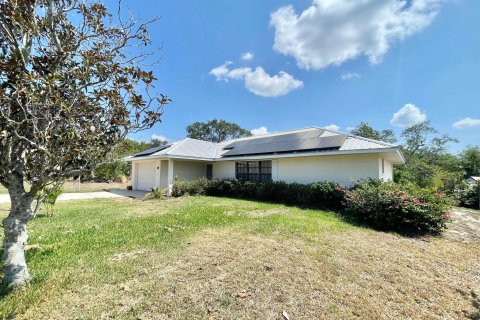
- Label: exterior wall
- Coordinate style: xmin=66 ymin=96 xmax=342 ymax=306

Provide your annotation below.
xmin=275 ymin=154 xmax=380 ymax=186
xmin=379 ymin=157 xmax=394 ymax=181
xmin=160 ymin=160 xmax=168 ymax=188
xmin=212 ymin=161 xmax=235 ymax=179
xmin=173 ymin=160 xmax=207 ymax=181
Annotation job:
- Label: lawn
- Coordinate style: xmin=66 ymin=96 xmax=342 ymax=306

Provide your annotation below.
xmin=0 ymin=196 xmax=479 ymax=319
xmin=0 ymin=181 xmax=128 ymax=194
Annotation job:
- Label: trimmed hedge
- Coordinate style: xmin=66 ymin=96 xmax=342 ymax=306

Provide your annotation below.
xmin=172 ymin=178 xmax=346 ymax=210
xmin=171 ymin=178 xmax=451 ymax=234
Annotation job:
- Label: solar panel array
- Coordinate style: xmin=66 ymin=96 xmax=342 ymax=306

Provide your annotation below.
xmin=133 ymin=144 xmax=172 ymax=157
xmin=221 ymin=129 xmax=347 ymax=157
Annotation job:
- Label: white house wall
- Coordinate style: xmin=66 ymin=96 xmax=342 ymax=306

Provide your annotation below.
xmin=172 ymin=160 xmax=207 ymax=181
xmin=212 ymin=161 xmax=235 ymax=179
xmin=379 ymin=157 xmax=394 ymax=181
xmin=275 ymin=154 xmax=380 ymax=186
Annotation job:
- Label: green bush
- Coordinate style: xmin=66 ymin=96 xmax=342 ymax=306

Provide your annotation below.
xmin=453 ymin=183 xmax=479 ymax=209
xmin=172 ymin=178 xmax=345 ymax=210
xmin=144 ymin=188 xmax=165 ymax=200
xmin=343 ymin=179 xmax=451 ymax=234
xmin=93 ymin=161 xmax=129 ymax=183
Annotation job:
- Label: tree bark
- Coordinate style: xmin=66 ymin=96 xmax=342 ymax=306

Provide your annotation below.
xmin=2 ymin=190 xmax=33 ymax=288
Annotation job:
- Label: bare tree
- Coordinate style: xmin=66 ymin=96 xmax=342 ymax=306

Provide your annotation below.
xmin=0 ymin=0 xmax=168 ymax=287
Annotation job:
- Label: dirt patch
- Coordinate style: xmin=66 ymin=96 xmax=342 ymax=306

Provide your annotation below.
xmin=110 ymin=249 xmax=148 ymax=261
xmin=446 ymin=207 xmax=480 ymax=243
xmin=25 ymin=228 xmax=480 ymax=319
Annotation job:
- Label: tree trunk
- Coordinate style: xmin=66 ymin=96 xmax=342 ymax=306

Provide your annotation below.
xmin=2 ymin=191 xmax=33 ymax=288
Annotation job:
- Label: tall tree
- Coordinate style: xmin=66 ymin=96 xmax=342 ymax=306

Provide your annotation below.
xmin=395 ymin=121 xmax=459 ymax=188
xmin=460 ymin=146 xmax=480 ymax=177
xmin=186 ymin=119 xmax=252 ymax=142
xmin=350 ymin=122 xmax=397 ymax=143
xmin=0 ymin=0 xmax=167 ymax=287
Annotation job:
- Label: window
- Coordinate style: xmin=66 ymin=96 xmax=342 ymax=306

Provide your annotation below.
xmin=382 ymin=158 xmax=385 ymax=174
xmin=235 ymin=161 xmax=272 ymax=182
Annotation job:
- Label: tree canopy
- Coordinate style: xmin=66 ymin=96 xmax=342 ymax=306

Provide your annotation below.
xmin=0 ymin=0 xmax=166 ymax=287
xmin=186 ymin=119 xmax=252 ymax=142
xmin=350 ymin=122 xmax=397 ymax=143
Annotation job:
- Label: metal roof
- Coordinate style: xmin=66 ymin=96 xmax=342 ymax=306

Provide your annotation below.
xmin=126 ymin=127 xmax=404 ymax=163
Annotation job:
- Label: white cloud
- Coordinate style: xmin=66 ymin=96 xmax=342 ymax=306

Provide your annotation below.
xmin=452 ymin=118 xmax=480 ymax=129
xmin=270 ymin=0 xmax=443 ymax=70
xmin=324 ymin=124 xmax=340 ymax=131
xmin=241 ymin=52 xmax=254 ymax=61
xmin=209 ymin=61 xmax=233 ymax=81
xmin=251 ymin=126 xmax=269 ymax=135
xmin=390 ymin=103 xmax=427 ymax=127
xmin=209 ymin=62 xmax=303 ymax=97
xmin=341 ymin=72 xmax=361 ymax=80
xmin=151 ymin=134 xmax=168 ymax=141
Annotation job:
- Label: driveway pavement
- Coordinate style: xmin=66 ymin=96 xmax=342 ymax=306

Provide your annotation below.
xmin=0 ymin=189 xmax=146 ymax=204
xmin=445 ymin=207 xmax=480 ymax=243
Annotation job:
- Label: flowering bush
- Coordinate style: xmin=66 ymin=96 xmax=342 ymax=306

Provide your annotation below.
xmin=453 ymin=183 xmax=479 ymax=209
xmin=343 ymin=180 xmax=451 ymax=234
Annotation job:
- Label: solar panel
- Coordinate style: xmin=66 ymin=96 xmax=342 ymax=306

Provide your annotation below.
xmin=133 ymin=144 xmax=172 ymax=157
xmin=222 ymin=131 xmax=347 ymax=157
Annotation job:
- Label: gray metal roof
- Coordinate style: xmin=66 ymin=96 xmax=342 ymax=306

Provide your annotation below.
xmin=126 ymin=127 xmax=403 ymax=162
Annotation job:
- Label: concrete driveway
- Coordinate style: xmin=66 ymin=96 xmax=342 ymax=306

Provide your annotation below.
xmin=445 ymin=207 xmax=480 ymax=243
xmin=0 ymin=189 xmax=146 ymax=204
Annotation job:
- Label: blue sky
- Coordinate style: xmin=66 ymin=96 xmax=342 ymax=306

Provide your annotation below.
xmin=108 ymin=0 xmax=479 ymax=152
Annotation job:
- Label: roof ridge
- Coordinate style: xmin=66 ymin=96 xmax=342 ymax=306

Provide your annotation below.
xmin=223 ymin=126 xmax=320 ymax=143
xmin=165 ymin=138 xmax=188 ymax=155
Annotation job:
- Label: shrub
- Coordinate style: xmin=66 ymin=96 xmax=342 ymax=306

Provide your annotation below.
xmin=453 ymin=183 xmax=479 ymax=209
xmin=35 ymin=182 xmax=64 ymax=217
xmin=171 ymin=177 xmax=209 ymax=197
xmin=343 ymin=179 xmax=451 ymax=234
xmin=172 ymin=178 xmax=345 ymax=210
xmin=144 ymin=188 xmax=165 ymax=200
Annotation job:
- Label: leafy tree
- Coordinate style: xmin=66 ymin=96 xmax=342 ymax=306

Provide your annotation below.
xmin=186 ymin=119 xmax=252 ymax=142
xmin=0 ymin=0 xmax=167 ymax=287
xmin=459 ymin=146 xmax=480 ymax=177
xmin=396 ymin=121 xmax=459 ymax=189
xmin=350 ymin=122 xmax=397 ymax=143
xmin=92 ymin=138 xmax=168 ymax=182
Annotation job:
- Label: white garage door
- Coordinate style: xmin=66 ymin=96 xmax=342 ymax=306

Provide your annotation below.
xmin=137 ymin=161 xmax=156 ymax=191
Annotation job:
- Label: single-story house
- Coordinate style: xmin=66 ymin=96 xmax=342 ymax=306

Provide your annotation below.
xmin=124 ymin=127 xmax=405 ymax=192
xmin=465 ymin=176 xmax=480 ymax=185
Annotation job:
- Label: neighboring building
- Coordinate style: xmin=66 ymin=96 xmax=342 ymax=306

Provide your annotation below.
xmin=465 ymin=176 xmax=480 ymax=185
xmin=124 ymin=127 xmax=405 ymax=192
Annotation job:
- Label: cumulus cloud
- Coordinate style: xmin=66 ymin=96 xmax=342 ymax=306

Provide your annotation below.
xmin=251 ymin=126 xmax=269 ymax=135
xmin=209 ymin=62 xmax=303 ymax=97
xmin=241 ymin=52 xmax=254 ymax=61
xmin=151 ymin=134 xmax=168 ymax=141
xmin=209 ymin=61 xmax=233 ymax=81
xmin=270 ymin=0 xmax=443 ymax=70
xmin=452 ymin=118 xmax=480 ymax=129
xmin=324 ymin=124 xmax=340 ymax=131
xmin=341 ymin=72 xmax=361 ymax=80
xmin=390 ymin=104 xmax=427 ymax=127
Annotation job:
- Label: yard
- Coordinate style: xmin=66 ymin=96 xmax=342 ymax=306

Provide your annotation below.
xmin=0 ymin=196 xmax=479 ymax=319
xmin=0 ymin=181 xmax=128 ymax=194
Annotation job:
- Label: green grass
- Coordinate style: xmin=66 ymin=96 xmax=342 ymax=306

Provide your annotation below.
xmin=0 ymin=196 xmax=352 ymax=318
xmin=0 ymin=197 xmax=478 ymax=319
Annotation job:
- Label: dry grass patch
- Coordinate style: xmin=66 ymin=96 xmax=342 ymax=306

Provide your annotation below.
xmin=19 ymin=227 xmax=480 ymax=320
